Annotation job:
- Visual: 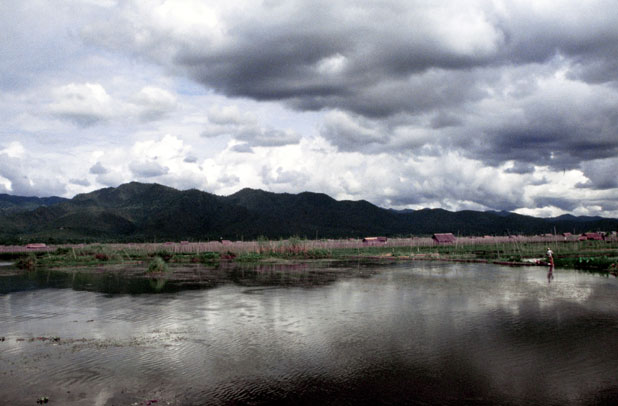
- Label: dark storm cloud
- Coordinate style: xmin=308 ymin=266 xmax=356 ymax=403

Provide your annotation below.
xmin=173 ymin=9 xmax=496 ymax=118
xmin=81 ymin=1 xmax=618 ymax=155
xmin=86 ymin=0 xmax=618 ymax=172
xmin=430 ymin=111 xmax=463 ymax=129
xmin=60 ymin=0 xmax=618 ymax=214
xmin=532 ymin=196 xmax=580 ymax=212
xmin=320 ymin=111 xmax=387 ymax=152
xmin=83 ymin=1 xmax=504 ymax=118
xmin=461 ymin=82 xmax=618 ymax=170
xmin=485 ymin=2 xmax=618 ymax=84
xmin=383 ymin=179 xmax=523 ymax=212
xmin=289 ymin=68 xmax=491 ymax=118
xmin=141 ymin=1 xmax=618 ymax=119
xmin=578 ymin=159 xmax=618 ymax=189
xmin=598 ymin=200 xmax=618 ymax=212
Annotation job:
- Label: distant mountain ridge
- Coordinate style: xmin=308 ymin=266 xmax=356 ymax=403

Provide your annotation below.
xmin=0 ymin=182 xmax=616 ymax=243
xmin=0 ymin=194 xmax=67 ymax=213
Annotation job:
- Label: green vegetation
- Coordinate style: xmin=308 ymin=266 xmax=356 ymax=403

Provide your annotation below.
xmin=554 ymin=255 xmax=618 ymax=272
xmin=3 ymin=238 xmax=618 ymax=274
xmin=235 ymin=252 xmax=263 ymax=262
xmin=147 ymin=256 xmax=169 ymax=273
xmin=198 ymin=252 xmax=219 ymax=263
xmin=15 ymin=254 xmax=37 ymax=270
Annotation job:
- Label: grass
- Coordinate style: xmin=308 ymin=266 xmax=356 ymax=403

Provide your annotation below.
xmin=15 ymin=254 xmax=38 ymax=270
xmin=2 ymin=237 xmax=617 ymax=273
xmin=147 ymin=256 xmax=169 ymax=273
xmin=553 ymin=255 xmax=618 ymax=272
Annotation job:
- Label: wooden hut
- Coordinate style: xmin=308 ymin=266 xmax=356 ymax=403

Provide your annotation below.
xmin=582 ymin=232 xmax=603 ymax=241
xmin=362 ymin=237 xmax=387 ymax=245
xmin=432 ymin=233 xmax=456 ymax=244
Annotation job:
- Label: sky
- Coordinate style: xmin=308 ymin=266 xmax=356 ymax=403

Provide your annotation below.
xmin=1 ymin=0 xmax=618 ymax=217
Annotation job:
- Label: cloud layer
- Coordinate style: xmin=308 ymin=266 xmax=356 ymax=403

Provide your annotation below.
xmin=1 ymin=0 xmax=618 ymax=218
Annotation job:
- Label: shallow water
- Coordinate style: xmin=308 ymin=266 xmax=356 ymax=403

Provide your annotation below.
xmin=1 ymin=262 xmax=617 ymax=405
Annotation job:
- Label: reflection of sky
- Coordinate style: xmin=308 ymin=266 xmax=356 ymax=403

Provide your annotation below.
xmin=1 ymin=263 xmax=617 ymax=404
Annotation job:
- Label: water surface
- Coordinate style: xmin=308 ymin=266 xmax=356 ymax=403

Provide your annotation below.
xmin=1 ymin=262 xmax=617 ymax=405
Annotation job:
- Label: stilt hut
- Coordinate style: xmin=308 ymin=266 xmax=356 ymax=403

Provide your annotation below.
xmin=432 ymin=233 xmax=456 ymax=244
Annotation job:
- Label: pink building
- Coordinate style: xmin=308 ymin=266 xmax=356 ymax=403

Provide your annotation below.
xmin=362 ymin=237 xmax=387 ymax=245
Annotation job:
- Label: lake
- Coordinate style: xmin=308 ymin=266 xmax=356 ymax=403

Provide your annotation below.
xmin=1 ymin=261 xmax=617 ymax=405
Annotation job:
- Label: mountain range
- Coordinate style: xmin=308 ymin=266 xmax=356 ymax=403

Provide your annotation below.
xmin=0 ymin=182 xmax=616 ymax=243
xmin=0 ymin=194 xmax=67 ymax=213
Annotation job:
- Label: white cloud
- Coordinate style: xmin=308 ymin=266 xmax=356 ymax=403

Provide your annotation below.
xmin=95 ymin=170 xmax=125 ymax=187
xmin=129 ymin=160 xmax=169 ymax=178
xmin=131 ymin=134 xmax=189 ymax=162
xmin=49 ymin=82 xmax=114 ymax=126
xmin=0 ymin=141 xmax=25 ymax=158
xmin=89 ymin=162 xmax=109 ymax=175
xmin=102 ymin=134 xmax=210 ymax=190
xmin=49 ymin=82 xmax=179 ymax=126
xmin=69 ymin=178 xmax=91 ymax=187
xmin=0 ymin=153 xmax=67 ymax=197
xmin=230 ymin=143 xmax=253 ymax=153
xmin=262 ymin=166 xmax=309 ymax=186
xmin=1 ymin=0 xmax=618 ymax=219
xmin=236 ymin=127 xmax=301 ymax=147
xmin=131 ymin=86 xmax=177 ymax=121
xmin=315 ymin=53 xmax=347 ymax=75
xmin=202 ymin=104 xmax=302 ymax=148
xmin=207 ymin=105 xmax=256 ymax=126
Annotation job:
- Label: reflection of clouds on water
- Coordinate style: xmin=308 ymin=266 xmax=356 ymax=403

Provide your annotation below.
xmin=407 ymin=262 xmax=598 ymax=313
xmin=508 ymin=266 xmax=595 ymax=307
xmin=0 ymin=262 xmax=617 ymax=404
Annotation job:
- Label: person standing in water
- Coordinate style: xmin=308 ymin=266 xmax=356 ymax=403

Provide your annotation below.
xmin=546 ymin=247 xmax=554 ymax=267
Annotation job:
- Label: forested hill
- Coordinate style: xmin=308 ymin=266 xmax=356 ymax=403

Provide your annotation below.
xmin=0 ymin=194 xmax=67 ymax=213
xmin=0 ymin=182 xmax=616 ymax=243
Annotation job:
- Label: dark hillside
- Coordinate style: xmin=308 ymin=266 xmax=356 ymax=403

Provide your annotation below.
xmin=0 ymin=182 xmax=617 ymax=243
xmin=0 ymin=193 xmax=67 ymax=212
xmin=225 ymin=189 xmax=405 ymax=237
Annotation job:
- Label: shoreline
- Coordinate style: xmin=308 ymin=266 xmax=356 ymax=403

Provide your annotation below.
xmin=1 ymin=238 xmax=617 ymax=274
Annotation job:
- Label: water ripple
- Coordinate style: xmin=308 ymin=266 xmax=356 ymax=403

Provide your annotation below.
xmin=1 ymin=263 xmax=617 ymax=405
